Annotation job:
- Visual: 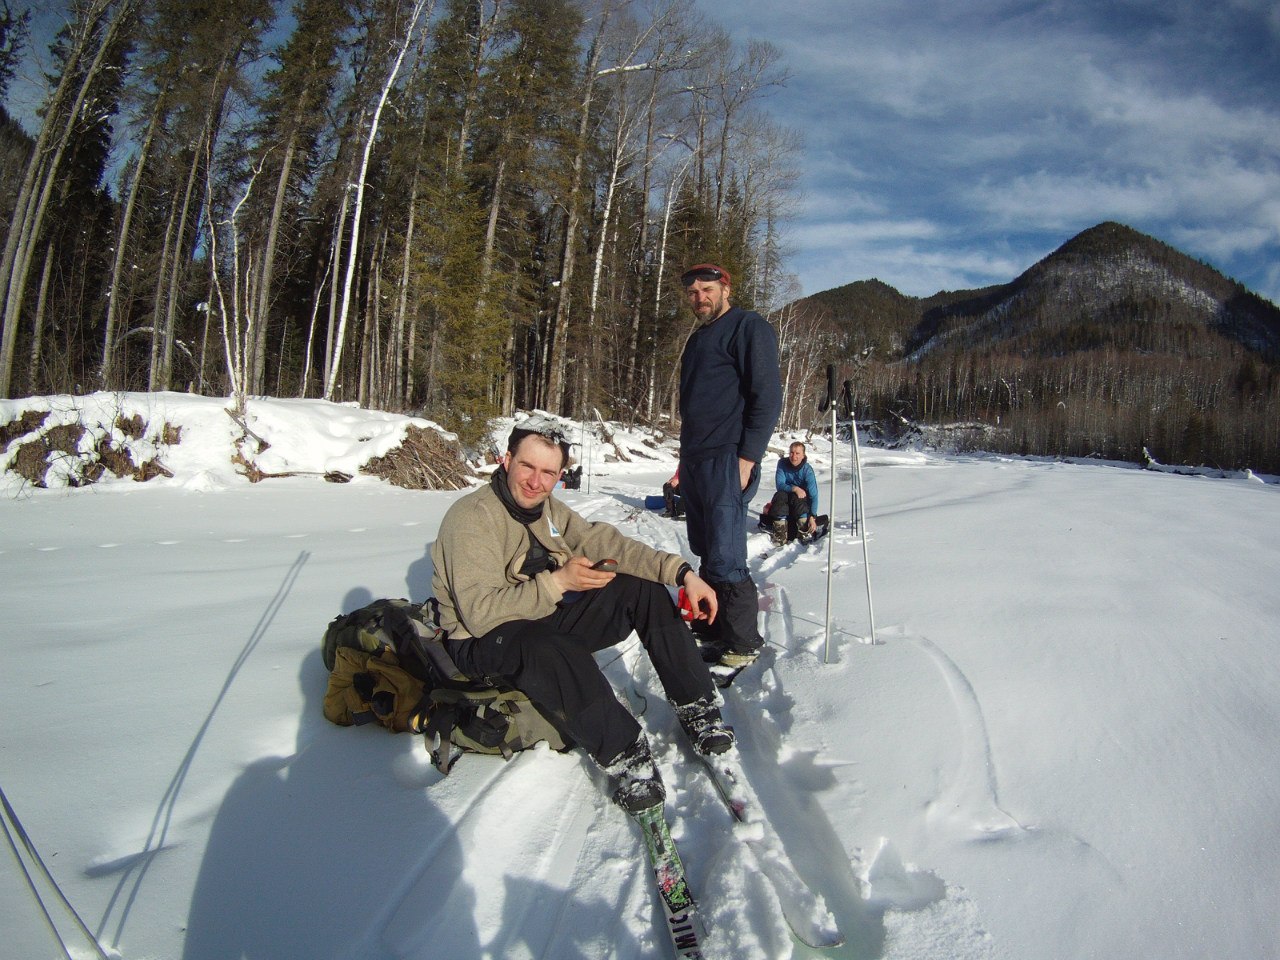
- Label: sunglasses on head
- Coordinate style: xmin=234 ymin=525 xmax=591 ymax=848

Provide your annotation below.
xmin=510 ymin=416 xmax=571 ymax=450
xmin=680 ymin=266 xmax=725 ymax=286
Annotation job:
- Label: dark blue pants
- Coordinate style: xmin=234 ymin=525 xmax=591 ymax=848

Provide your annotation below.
xmin=680 ymin=449 xmax=764 ymax=654
xmin=680 ymin=449 xmax=759 ymax=583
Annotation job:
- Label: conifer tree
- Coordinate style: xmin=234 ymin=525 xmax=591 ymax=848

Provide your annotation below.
xmin=242 ymin=0 xmax=353 ymax=396
xmin=0 ymin=1 xmax=29 ymax=106
xmin=0 ymin=0 xmax=142 ymax=398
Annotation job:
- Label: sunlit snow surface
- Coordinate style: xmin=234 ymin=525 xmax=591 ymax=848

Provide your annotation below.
xmin=2 ymin=394 xmax=1278 ymax=960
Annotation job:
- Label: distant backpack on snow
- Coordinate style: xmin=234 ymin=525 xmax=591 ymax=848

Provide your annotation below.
xmin=321 ymin=598 xmax=572 ymax=773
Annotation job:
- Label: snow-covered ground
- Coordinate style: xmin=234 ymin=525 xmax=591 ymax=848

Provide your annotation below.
xmin=2 ymin=394 xmax=1279 ymax=960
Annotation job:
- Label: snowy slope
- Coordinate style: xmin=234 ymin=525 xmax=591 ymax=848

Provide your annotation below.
xmin=2 ymin=394 xmax=1279 ymax=960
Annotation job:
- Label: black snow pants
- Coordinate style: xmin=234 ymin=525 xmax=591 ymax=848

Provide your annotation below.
xmin=443 ymin=574 xmax=715 ymax=766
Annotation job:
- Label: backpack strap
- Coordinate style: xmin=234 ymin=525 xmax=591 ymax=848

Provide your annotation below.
xmin=348 ymin=672 xmax=379 ymax=725
xmin=378 ymin=601 xmax=468 ymax=685
xmin=421 ymin=688 xmax=522 ymax=774
xmin=422 ymin=702 xmax=462 ymax=775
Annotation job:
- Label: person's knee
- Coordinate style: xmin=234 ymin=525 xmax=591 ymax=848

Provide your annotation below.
xmin=626 ymin=573 xmax=669 ymax=603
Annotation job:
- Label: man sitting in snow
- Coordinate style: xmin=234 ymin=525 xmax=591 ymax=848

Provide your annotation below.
xmin=431 ymin=417 xmax=732 ymax=814
xmin=766 ymin=441 xmax=820 ymax=544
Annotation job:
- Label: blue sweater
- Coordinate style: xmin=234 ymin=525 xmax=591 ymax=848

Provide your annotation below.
xmin=776 ymin=457 xmax=819 ymax=511
xmin=678 ymin=306 xmax=782 ymax=464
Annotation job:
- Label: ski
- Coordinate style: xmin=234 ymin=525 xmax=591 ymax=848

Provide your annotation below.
xmin=708 ymin=659 xmax=753 ymax=688
xmin=631 ymin=803 xmax=707 ymax=959
xmin=694 ymin=749 xmax=845 ymax=949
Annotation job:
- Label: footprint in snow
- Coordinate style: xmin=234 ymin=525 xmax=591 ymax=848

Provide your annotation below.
xmin=861 ymin=838 xmax=946 ymax=911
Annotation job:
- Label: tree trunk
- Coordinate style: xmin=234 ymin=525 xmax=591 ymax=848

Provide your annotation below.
xmin=250 ymin=132 xmax=299 ymax=394
xmin=151 ymin=140 xmax=206 ymax=391
xmin=0 ymin=0 xmax=139 ymax=397
xmin=580 ymin=137 xmax=623 ymax=416
xmin=545 ymin=12 xmax=608 ymax=413
xmin=27 ymin=241 xmax=55 ymax=390
xmin=299 ymin=254 xmax=332 ymax=398
xmin=622 ymin=74 xmax=660 ymax=408
xmin=100 ymin=108 xmax=160 ymax=389
xmin=322 ymin=181 xmax=351 ymax=394
xmin=391 ymin=163 xmax=422 ymax=410
xmin=325 ymin=0 xmax=433 ymax=401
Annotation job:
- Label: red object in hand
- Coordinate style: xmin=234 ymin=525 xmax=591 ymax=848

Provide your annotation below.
xmin=677 ymin=587 xmax=694 ymax=621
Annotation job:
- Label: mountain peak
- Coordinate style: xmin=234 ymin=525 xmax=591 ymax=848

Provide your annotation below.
xmin=792 ymin=222 xmax=1280 ymax=363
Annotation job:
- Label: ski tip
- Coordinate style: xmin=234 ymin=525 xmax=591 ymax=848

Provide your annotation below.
xmin=786 ymin=901 xmax=845 ymax=948
xmin=799 ymin=931 xmax=846 ymax=949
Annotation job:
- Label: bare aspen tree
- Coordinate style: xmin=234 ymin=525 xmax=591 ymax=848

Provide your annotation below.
xmin=578 ymin=66 xmax=651 ymax=413
xmin=100 ymin=108 xmax=162 ymax=388
xmin=206 ymin=148 xmax=267 ymax=415
xmin=644 ymin=157 xmax=689 ymax=419
xmin=324 ymin=0 xmax=434 ymax=401
xmin=544 ymin=1 xmax=612 ymax=412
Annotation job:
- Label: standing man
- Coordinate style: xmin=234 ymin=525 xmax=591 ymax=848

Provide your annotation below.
xmin=431 ymin=418 xmax=733 ymax=814
xmin=677 ymin=263 xmax=783 ymax=671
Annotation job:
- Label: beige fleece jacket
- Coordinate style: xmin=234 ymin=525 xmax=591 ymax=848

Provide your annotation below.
xmin=430 ymin=480 xmax=688 ymax=639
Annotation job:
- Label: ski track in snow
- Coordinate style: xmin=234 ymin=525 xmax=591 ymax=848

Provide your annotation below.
xmin=373 ymin=756 xmax=517 ymax=958
xmin=902 ymin=631 xmax=1028 ymax=841
xmin=890 ymin=628 xmax=1124 ymax=886
xmin=586 ymin=488 xmax=1000 ymax=959
xmin=741 ymin=515 xmax=1002 ymax=959
xmin=623 ymin=645 xmax=795 ymax=960
xmin=377 ymin=743 xmax=655 ymax=960
xmin=396 ymin=486 xmax=1112 ymax=960
xmin=583 ymin=495 xmax=801 ymax=958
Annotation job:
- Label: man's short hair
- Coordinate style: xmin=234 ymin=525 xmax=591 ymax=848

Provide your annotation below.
xmin=507 ymin=416 xmax=572 ymax=468
xmin=790 ymin=441 xmax=806 ymax=453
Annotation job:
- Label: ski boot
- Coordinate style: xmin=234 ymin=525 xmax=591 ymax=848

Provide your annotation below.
xmin=673 ymin=697 xmax=735 ymax=756
xmin=603 ymin=735 xmax=667 ymax=813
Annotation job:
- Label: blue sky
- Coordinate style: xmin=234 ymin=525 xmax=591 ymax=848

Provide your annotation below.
xmin=10 ymin=2 xmax=1278 ymax=306
xmin=702 ymin=0 xmax=1280 ymax=304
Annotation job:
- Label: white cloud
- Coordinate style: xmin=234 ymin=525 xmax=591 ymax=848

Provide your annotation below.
xmin=1076 ymin=65 xmax=1280 ymax=156
xmin=789 ymin=219 xmax=1030 ymax=297
xmin=794 ymin=218 xmax=943 ymax=247
xmin=971 ymin=155 xmax=1280 ymax=246
xmin=702 ymin=0 xmax=1280 ymax=300
xmin=1258 ymin=262 xmax=1280 ymax=305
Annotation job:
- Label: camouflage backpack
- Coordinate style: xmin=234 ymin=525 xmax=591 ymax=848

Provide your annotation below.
xmin=321 ymin=598 xmax=572 ymax=773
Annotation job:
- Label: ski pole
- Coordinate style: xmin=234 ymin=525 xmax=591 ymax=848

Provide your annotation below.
xmin=850 ymin=413 xmax=877 ymax=644
xmin=842 ymin=381 xmax=858 ymax=535
xmin=822 ymin=365 xmax=837 ymax=664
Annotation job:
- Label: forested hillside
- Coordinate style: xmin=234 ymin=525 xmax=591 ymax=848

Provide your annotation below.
xmin=784 ymin=222 xmax=1280 ymax=473
xmin=0 ymin=0 xmax=800 ymax=441
xmin=5 ymin=5 xmax=1278 ymax=472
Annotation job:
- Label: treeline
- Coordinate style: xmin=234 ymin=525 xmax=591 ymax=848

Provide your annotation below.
xmin=841 ymin=347 xmax=1280 ymax=474
xmin=783 ymin=222 xmax=1280 ymax=474
xmin=0 ymin=0 xmax=800 ymax=441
